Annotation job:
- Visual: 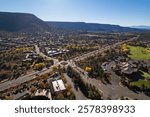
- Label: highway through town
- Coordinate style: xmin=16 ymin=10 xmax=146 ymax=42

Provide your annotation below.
xmin=0 ymin=36 xmax=139 ymax=92
xmin=71 ymin=61 xmax=150 ymax=100
xmin=0 ymin=65 xmax=56 ymax=92
xmin=70 ymin=36 xmax=139 ymax=62
xmin=0 ymin=45 xmax=60 ymax=92
xmin=1 ymin=35 xmax=148 ymax=100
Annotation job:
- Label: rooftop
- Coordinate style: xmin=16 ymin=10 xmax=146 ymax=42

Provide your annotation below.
xmin=35 ymin=89 xmax=52 ymax=100
xmin=52 ymin=79 xmax=66 ymax=92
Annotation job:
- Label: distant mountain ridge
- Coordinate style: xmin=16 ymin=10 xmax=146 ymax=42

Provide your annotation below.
xmin=47 ymin=21 xmax=142 ymax=32
xmin=131 ymin=26 xmax=150 ymax=30
xmin=0 ymin=12 xmax=51 ymax=32
xmin=0 ymin=12 xmax=143 ymax=32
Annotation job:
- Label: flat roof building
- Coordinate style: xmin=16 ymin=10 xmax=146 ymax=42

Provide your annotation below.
xmin=52 ymin=79 xmax=66 ymax=92
xmin=35 ymin=89 xmax=52 ymax=100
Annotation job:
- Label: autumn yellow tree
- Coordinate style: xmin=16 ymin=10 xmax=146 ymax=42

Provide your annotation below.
xmin=61 ymin=75 xmax=67 ymax=84
xmin=121 ymin=44 xmax=129 ymax=53
xmin=52 ymin=66 xmax=58 ymax=73
xmin=5 ymin=93 xmax=13 ymax=100
xmin=34 ymin=63 xmax=45 ymax=71
xmin=30 ymin=86 xmax=37 ymax=93
xmin=66 ymin=84 xmax=72 ymax=91
xmin=85 ymin=67 xmax=92 ymax=72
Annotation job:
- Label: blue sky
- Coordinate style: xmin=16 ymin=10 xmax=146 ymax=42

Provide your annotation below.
xmin=0 ymin=0 xmax=150 ymax=26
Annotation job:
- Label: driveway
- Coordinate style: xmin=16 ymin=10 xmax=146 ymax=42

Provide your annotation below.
xmin=72 ymin=61 xmax=150 ymax=100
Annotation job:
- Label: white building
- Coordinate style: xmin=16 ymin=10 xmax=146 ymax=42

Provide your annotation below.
xmin=52 ymin=79 xmax=66 ymax=92
xmin=35 ymin=89 xmax=52 ymax=100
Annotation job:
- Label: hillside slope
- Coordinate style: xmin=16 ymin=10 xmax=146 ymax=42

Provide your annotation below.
xmin=47 ymin=21 xmax=141 ymax=32
xmin=0 ymin=12 xmax=51 ymax=32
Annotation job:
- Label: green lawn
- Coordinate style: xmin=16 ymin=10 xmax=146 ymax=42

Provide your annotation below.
xmin=130 ymin=71 xmax=150 ymax=89
xmin=141 ymin=71 xmax=150 ymax=80
xmin=128 ymin=46 xmax=150 ymax=60
xmin=130 ymin=80 xmax=150 ymax=89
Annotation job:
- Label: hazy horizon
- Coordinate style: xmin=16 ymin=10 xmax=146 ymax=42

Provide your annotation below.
xmin=0 ymin=0 xmax=150 ymax=26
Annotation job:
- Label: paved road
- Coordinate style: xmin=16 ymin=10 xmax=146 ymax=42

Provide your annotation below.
xmin=64 ymin=35 xmax=150 ymax=100
xmin=63 ymin=73 xmax=88 ymax=100
xmin=69 ymin=36 xmax=139 ymax=62
xmin=0 ymin=71 xmax=37 ymax=92
xmin=1 ymin=36 xmax=145 ymax=100
xmin=34 ymin=45 xmax=59 ymax=64
xmin=0 ymin=67 xmax=52 ymax=92
xmin=0 ymin=45 xmax=60 ymax=92
xmin=70 ymin=58 xmax=150 ymax=100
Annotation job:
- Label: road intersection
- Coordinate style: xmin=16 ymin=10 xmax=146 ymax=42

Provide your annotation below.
xmin=1 ymin=36 xmax=149 ymax=100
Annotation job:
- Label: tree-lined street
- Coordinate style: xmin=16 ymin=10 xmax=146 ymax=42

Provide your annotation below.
xmin=1 ymin=36 xmax=149 ymax=100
